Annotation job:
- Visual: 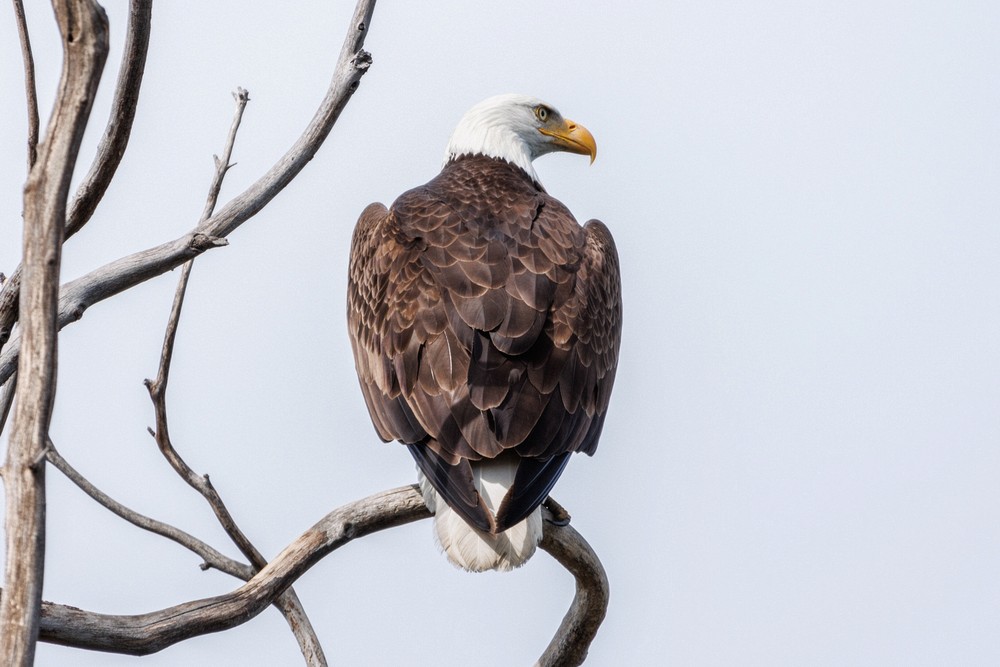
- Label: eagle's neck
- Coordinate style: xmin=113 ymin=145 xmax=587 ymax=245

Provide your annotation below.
xmin=443 ymin=116 xmax=540 ymax=184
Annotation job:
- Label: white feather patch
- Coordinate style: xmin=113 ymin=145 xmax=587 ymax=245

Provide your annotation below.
xmin=418 ymin=460 xmax=543 ymax=572
xmin=443 ymin=93 xmax=557 ymax=184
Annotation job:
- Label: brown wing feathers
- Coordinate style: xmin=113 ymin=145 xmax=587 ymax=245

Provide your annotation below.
xmin=347 ymin=155 xmax=621 ymax=533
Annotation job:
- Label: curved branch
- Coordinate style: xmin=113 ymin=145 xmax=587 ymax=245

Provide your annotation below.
xmin=536 ymin=514 xmax=610 ymax=667
xmin=47 ymin=436 xmax=331 ymax=664
xmin=0 ymin=0 xmax=377 ymax=379
xmin=143 ymin=86 xmax=262 ymax=571
xmin=38 ymin=486 xmax=431 ymax=654
xmin=138 ymin=86 xmax=327 ymax=664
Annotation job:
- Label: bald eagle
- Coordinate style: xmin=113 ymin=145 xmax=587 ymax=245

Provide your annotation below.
xmin=348 ymin=94 xmax=621 ymax=572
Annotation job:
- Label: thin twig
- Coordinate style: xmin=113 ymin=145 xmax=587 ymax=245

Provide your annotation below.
xmin=143 ymin=87 xmax=326 ymax=666
xmin=147 ymin=83 xmax=250 ymax=398
xmin=201 ymin=87 xmax=250 ymax=222
xmin=45 ymin=441 xmax=252 ymax=579
xmin=144 ymin=272 xmax=330 ymax=664
xmin=12 ymin=0 xmax=39 ymax=171
xmin=0 ymin=0 xmax=378 ymax=385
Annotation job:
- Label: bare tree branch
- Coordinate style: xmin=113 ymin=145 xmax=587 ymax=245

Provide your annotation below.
xmin=144 ymin=261 xmax=330 ymax=664
xmin=143 ymin=380 xmax=266 ymax=570
xmin=36 ymin=485 xmax=431 ymax=655
xmin=0 ymin=0 xmax=153 ymax=354
xmin=0 ymin=0 xmax=39 ymax=356
xmin=44 ymin=442 xmax=252 ymax=580
xmin=0 ymin=1 xmax=109 ymax=662
xmin=273 ymin=590 xmax=326 ymax=667
xmin=0 ymin=0 xmax=378 ymax=385
xmin=147 ymin=82 xmax=250 ymax=406
xmin=141 ymin=85 xmax=327 ymax=665
xmin=536 ymin=512 xmax=611 ymax=667
xmin=11 ymin=0 xmax=39 ymax=171
xmin=48 ymin=437 xmax=328 ymax=665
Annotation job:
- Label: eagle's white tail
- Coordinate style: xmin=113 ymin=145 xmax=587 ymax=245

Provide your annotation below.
xmin=418 ymin=459 xmax=542 ymax=572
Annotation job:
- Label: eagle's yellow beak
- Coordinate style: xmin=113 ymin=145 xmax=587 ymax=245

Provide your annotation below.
xmin=539 ymin=119 xmax=597 ymax=164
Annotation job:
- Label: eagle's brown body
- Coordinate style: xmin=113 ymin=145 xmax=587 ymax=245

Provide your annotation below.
xmin=348 ymin=153 xmax=621 ymax=549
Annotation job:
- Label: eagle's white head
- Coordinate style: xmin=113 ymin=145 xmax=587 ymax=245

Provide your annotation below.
xmin=444 ymin=93 xmax=597 ymax=183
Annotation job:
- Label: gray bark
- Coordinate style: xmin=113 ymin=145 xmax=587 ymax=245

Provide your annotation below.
xmin=0 ymin=1 xmax=109 ymax=663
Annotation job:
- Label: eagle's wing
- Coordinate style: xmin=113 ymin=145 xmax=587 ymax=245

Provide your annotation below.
xmin=348 ymin=202 xmax=429 ymax=446
xmin=494 ymin=217 xmax=622 ymax=530
xmin=348 ymin=197 xmax=496 ymax=532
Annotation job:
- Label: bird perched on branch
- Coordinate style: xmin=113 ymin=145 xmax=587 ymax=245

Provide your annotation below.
xmin=348 ymin=94 xmax=621 ymax=572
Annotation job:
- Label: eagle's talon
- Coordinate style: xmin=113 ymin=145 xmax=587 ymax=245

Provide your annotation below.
xmin=542 ymin=496 xmax=572 ymax=526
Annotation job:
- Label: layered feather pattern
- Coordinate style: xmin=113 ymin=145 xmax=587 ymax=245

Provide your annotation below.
xmin=348 ymin=154 xmax=621 ymax=570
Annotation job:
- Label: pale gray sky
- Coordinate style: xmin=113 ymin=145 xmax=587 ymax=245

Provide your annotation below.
xmin=2 ymin=1 xmax=999 ymax=665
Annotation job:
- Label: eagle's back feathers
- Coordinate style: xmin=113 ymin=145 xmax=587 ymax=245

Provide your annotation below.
xmin=348 ymin=154 xmax=621 ymax=571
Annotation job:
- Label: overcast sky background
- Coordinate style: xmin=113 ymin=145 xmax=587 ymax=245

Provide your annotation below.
xmin=2 ymin=1 xmax=999 ymax=665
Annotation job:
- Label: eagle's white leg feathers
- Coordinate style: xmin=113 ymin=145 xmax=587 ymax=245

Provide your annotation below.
xmin=418 ymin=459 xmax=543 ymax=572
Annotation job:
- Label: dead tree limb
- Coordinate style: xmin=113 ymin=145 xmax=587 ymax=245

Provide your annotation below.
xmin=0 ymin=0 xmax=152 ymax=354
xmin=0 ymin=0 xmax=378 ymax=384
xmin=0 ymin=1 xmax=109 ymax=663
xmin=198 ymin=0 xmax=376 ymax=240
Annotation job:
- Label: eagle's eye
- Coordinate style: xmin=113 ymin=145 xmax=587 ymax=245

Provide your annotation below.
xmin=534 ymin=105 xmax=550 ymax=122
